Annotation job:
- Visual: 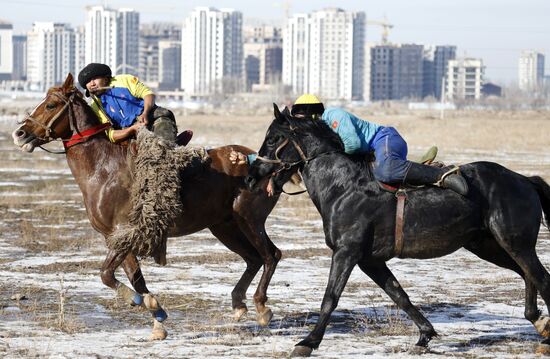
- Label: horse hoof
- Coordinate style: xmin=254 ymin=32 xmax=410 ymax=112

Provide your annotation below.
xmin=149 ymin=320 xmax=168 ymax=341
xmin=409 ymin=345 xmax=430 ymax=355
xmin=257 ymin=308 xmax=273 ymax=326
xmin=233 ymin=307 xmax=248 ymax=321
xmin=535 ymin=316 xmax=550 ymax=337
xmin=290 ymin=345 xmax=313 ymax=357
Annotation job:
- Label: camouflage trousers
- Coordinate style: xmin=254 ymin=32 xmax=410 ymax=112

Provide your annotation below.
xmin=147 ymin=106 xmax=178 ymax=143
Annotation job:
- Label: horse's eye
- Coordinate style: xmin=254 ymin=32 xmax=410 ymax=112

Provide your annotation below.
xmin=266 ymin=135 xmax=280 ymax=146
xmin=46 ymin=103 xmax=56 ymax=110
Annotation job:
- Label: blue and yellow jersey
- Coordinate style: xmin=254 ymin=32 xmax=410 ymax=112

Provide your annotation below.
xmin=89 ymin=75 xmax=154 ymax=142
xmin=321 ymin=108 xmax=383 ymax=154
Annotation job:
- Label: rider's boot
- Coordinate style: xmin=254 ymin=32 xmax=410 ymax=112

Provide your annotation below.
xmin=404 ymin=162 xmax=469 ymax=196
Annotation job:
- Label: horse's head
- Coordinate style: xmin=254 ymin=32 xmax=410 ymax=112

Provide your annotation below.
xmin=245 ymin=103 xmax=343 ymax=195
xmin=12 ymin=73 xmax=83 ymax=152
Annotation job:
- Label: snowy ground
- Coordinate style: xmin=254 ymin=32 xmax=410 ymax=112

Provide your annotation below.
xmin=1 ymin=113 xmax=550 ymax=358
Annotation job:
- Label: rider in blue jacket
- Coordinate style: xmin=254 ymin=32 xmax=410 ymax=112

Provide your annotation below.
xmin=292 ymin=94 xmax=468 ymax=195
xmin=233 ymin=94 xmax=468 ymax=196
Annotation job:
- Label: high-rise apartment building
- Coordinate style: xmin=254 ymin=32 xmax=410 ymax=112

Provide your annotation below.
xmin=118 ymin=9 xmax=140 ymax=74
xmin=158 ymin=40 xmax=181 ymax=90
xmin=85 ymin=6 xmax=118 ymax=72
xmin=85 ymin=6 xmax=139 ymax=76
xmin=139 ymin=22 xmax=180 ymax=85
xmin=370 ymin=44 xmax=424 ymax=101
xmin=27 ymin=22 xmax=75 ymax=90
xmin=446 ymin=58 xmax=484 ymax=100
xmin=74 ymin=26 xmax=85 ymax=76
xmin=433 ymin=46 xmax=456 ymax=99
xmin=0 ymin=21 xmax=13 ymax=80
xmin=12 ymin=34 xmax=27 ymax=80
xmin=181 ymin=7 xmax=243 ymax=96
xmin=283 ymin=8 xmax=365 ymax=101
xmin=243 ymin=25 xmax=282 ymax=91
xmin=519 ymin=50 xmax=545 ymax=92
xmin=421 ymin=45 xmax=456 ymax=99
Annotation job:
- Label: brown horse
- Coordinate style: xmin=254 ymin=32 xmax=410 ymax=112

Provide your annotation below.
xmin=11 ymin=73 xmax=281 ymax=339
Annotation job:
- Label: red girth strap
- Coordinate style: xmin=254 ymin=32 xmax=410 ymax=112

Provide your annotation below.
xmin=63 ymin=123 xmax=111 ymax=148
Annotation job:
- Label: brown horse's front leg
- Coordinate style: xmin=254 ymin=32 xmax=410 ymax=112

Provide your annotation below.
xmin=122 ymin=254 xmax=150 ymax=295
xmin=101 ymin=249 xmax=144 ymax=307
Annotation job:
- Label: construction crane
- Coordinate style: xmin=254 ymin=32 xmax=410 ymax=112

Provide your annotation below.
xmin=273 ymin=1 xmax=292 ymax=20
xmin=366 ymin=16 xmax=394 ymax=44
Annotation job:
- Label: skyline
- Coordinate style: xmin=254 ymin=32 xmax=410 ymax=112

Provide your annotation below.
xmin=1 ymin=0 xmax=549 ymax=84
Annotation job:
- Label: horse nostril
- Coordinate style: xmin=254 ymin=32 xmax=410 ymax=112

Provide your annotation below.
xmin=15 ymin=129 xmax=26 ymax=139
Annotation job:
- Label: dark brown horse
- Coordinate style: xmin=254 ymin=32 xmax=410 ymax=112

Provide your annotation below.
xmin=12 ymin=73 xmax=281 ymax=339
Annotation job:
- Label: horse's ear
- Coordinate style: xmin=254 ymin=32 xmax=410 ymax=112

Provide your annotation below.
xmin=282 ymin=106 xmax=290 ymax=116
xmin=273 ymin=103 xmax=281 ymax=119
xmin=62 ymin=73 xmax=74 ymax=92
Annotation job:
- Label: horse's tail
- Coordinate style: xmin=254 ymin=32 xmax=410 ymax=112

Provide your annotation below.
xmin=529 ymin=176 xmax=550 ymax=229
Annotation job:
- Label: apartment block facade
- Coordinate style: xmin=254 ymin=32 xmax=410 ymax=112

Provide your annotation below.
xmin=370 ymin=44 xmax=424 ymax=101
xmin=27 ymin=22 xmax=75 ymax=90
xmin=0 ymin=21 xmax=13 ymax=80
xmin=85 ymin=6 xmax=139 ymax=76
xmin=446 ymin=58 xmax=484 ymax=100
xmin=283 ymin=8 xmax=365 ymax=101
xmin=243 ymin=25 xmax=282 ymax=91
xmin=519 ymin=50 xmax=545 ymax=92
xmin=181 ymin=7 xmax=243 ymax=96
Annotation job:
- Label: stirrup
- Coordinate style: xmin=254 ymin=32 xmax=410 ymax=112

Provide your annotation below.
xmin=435 ymin=165 xmax=459 ymax=187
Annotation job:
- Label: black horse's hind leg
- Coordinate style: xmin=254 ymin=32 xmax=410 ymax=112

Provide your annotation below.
xmin=209 ymin=222 xmax=266 ymax=322
xmin=499 ymin=246 xmax=550 ymax=331
xmin=122 ymin=253 xmax=150 ymax=295
xmin=465 ymin=240 xmax=541 ymax=324
xmin=291 ymin=246 xmax=360 ymax=357
xmin=488 ymin=218 xmax=550 ymax=339
xmin=358 ymin=261 xmax=437 ymax=347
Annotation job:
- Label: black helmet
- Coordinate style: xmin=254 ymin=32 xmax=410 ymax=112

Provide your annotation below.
xmin=78 ymin=63 xmax=112 ymax=89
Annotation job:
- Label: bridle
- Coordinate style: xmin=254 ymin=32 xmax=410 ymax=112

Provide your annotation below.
xmin=254 ymin=124 xmax=339 ymax=195
xmin=23 ymin=91 xmax=77 ymax=145
xmin=22 ymin=90 xmax=111 ymax=154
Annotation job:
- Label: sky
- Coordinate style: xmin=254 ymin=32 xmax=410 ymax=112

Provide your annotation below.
xmin=1 ymin=0 xmax=549 ymax=84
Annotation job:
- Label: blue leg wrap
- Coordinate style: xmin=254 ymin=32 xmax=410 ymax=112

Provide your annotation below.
xmin=152 ymin=308 xmax=168 ymax=322
xmin=132 ymin=293 xmax=144 ymax=306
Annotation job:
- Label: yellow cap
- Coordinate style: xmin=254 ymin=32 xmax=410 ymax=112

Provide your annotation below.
xmin=294 ymin=94 xmax=322 ymax=105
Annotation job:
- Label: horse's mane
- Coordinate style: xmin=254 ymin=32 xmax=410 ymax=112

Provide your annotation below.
xmin=282 ymin=109 xmax=344 ymax=153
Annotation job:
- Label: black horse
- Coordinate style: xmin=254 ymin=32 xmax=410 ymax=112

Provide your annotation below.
xmin=245 ymin=105 xmax=550 ymax=357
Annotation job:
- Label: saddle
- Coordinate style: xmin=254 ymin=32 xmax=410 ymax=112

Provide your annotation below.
xmin=378 ymin=145 xmax=443 ymax=194
xmin=374 ymin=146 xmax=460 ymax=258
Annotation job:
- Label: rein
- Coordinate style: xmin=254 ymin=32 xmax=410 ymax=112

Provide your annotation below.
xmin=255 ymin=129 xmax=340 ymax=196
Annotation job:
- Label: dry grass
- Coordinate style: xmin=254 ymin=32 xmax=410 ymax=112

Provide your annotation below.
xmin=4 ymin=283 xmax=85 ymax=335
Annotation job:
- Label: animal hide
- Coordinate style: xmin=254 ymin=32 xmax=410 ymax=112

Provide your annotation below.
xmin=106 ymin=128 xmax=208 ymax=265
